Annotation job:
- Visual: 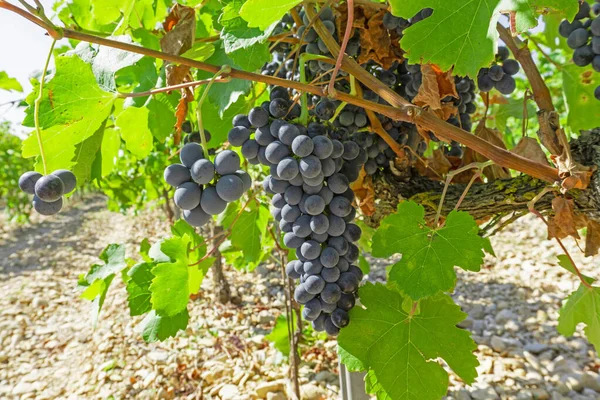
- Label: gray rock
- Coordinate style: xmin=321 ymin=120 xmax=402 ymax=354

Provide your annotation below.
xmin=470 ymin=386 xmax=499 ymax=400
xmin=495 ymin=309 xmax=517 ymax=324
xmin=469 ymin=304 xmax=486 ymax=320
xmin=524 ymin=342 xmax=549 ymax=354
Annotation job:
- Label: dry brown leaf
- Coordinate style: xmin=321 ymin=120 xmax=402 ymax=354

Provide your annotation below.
xmin=585 ymin=220 xmax=600 ymax=257
xmin=480 ymin=92 xmax=509 ymax=106
xmin=336 ymin=6 xmax=403 ymax=69
xmin=350 ymin=168 xmax=376 ymax=216
xmin=551 ymin=147 xmax=596 ymax=191
xmin=174 ymin=97 xmax=188 ymax=143
xmin=474 ymin=121 xmax=511 ymax=180
xmin=548 ymin=197 xmax=580 ymax=240
xmin=413 ymin=64 xmax=458 ymax=111
xmin=511 ymin=137 xmax=549 ymax=165
xmin=415 ymin=148 xmax=452 ymax=180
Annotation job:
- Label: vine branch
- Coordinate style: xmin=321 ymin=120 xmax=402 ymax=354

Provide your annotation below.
xmin=117 ymin=77 xmax=230 ymax=98
xmin=0 ymin=0 xmax=560 ymax=183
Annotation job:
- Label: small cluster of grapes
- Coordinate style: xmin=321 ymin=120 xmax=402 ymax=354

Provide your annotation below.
xmin=228 ymin=89 xmax=363 ymax=336
xmin=382 ymin=8 xmax=432 ymax=37
xmin=163 ymin=144 xmax=251 ymax=227
xmin=181 ymin=121 xmax=213 ymax=146
xmin=477 ymin=46 xmax=521 ymax=95
xmin=559 ymin=0 xmax=600 ymax=100
xmin=18 ymin=169 xmax=77 ymax=216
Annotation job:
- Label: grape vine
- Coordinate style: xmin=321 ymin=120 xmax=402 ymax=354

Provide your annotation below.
xmin=1 ymin=0 xmax=600 ymax=399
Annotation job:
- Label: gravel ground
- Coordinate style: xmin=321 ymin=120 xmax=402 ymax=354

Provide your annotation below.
xmin=0 ymin=196 xmax=599 ymax=400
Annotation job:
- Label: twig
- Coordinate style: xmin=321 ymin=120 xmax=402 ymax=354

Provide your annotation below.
xmin=524 ymin=34 xmax=562 ymax=69
xmin=196 ymin=66 xmax=231 ymax=158
xmin=454 ymin=169 xmax=483 ymax=211
xmin=117 ymin=77 xmax=230 ymax=98
xmin=0 ymin=0 xmax=561 ymax=183
xmin=34 ymin=39 xmax=56 ymax=175
xmin=527 ymin=189 xmax=593 ymax=289
xmin=434 ymin=161 xmax=493 ymax=226
xmin=327 ymin=0 xmax=353 ymax=96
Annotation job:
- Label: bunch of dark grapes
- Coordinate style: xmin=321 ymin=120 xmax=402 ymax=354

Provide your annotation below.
xmin=477 ymin=46 xmax=521 ymax=95
xmin=559 ymin=0 xmax=600 ymax=100
xmin=181 ymin=120 xmax=213 ymax=145
xmin=164 ymin=144 xmax=252 ymax=227
xmin=18 ymin=169 xmax=77 ymax=216
xmin=228 ymin=88 xmax=364 ymax=336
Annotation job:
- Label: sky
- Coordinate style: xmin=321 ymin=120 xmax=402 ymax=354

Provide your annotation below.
xmin=0 ymin=0 xmax=62 ymax=133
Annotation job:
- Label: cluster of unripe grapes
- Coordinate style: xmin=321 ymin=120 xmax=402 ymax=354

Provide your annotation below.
xmin=163 ymin=141 xmax=251 ymax=228
xmin=477 ymin=46 xmax=521 ymax=95
xmin=18 ymin=169 xmax=77 ymax=216
xmin=228 ymin=89 xmax=364 ymax=336
xmin=559 ymin=0 xmax=600 ymax=100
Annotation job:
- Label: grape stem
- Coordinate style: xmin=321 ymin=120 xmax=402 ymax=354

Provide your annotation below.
xmin=527 ymin=189 xmax=593 ymax=290
xmin=34 ymin=38 xmax=56 ymax=175
xmin=0 ymin=0 xmax=561 ymax=183
xmin=117 ymin=77 xmax=230 ymax=98
xmin=195 ymin=66 xmax=232 ymax=159
xmin=327 ymin=0 xmax=353 ymax=97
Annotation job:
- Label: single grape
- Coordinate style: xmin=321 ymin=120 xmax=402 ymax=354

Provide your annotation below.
xmin=269 ymin=98 xmax=290 ymax=118
xmin=312 ymin=313 xmax=328 ymax=332
xmin=327 ymin=215 xmax=346 ymax=237
xmin=342 ymin=141 xmax=360 ymax=160
xmin=278 ymin=123 xmax=300 ymax=146
xmin=305 ymin=195 xmax=326 ymax=215
xmin=228 ymin=126 xmax=250 ymax=146
xmin=348 ymin=264 xmax=365 ymax=281
xmin=291 ymin=135 xmax=314 ymax=157
xmin=331 ymin=308 xmax=350 ymax=328
xmin=329 ymin=196 xmax=353 ymax=218
xmin=51 ymin=169 xmax=77 ymax=194
xmin=344 ymin=243 xmax=360 ymax=263
xmin=293 ymin=214 xmax=312 ymax=238
xmin=270 ymin=85 xmax=290 ymax=101
xmin=174 ymin=182 xmax=201 ymax=210
xmin=294 ymin=284 xmax=315 ymax=304
xmin=318 ymin=186 xmax=334 ymax=205
xmin=595 ymin=85 xmax=600 ymax=101
xmin=280 ymin=219 xmax=293 ymax=233
xmin=284 ymin=232 xmax=305 ymax=248
xmin=216 ymin=174 xmax=245 ymax=202
xmin=575 ymin=1 xmax=590 ymax=20
xmin=315 ymin=98 xmax=336 ymax=120
xmin=232 ymin=114 xmax=251 ymax=128
xmin=592 ymin=17 xmax=600 ymax=37
xmin=33 ymin=195 xmax=63 ymax=216
xmin=321 ymin=266 xmax=341 ymax=283
xmin=477 ymin=73 xmax=494 ymax=92
xmin=320 ymin=247 xmax=340 ymax=268
xmin=304 ymin=275 xmax=326 ymax=295
xmin=488 ymin=65 xmax=505 ymax=82
xmin=502 ymin=59 xmax=520 ymax=75
xmin=180 ymin=143 xmax=204 ymax=168
xmin=310 ymin=214 xmax=330 ymax=235
xmin=34 ymin=175 xmax=64 ymax=202
xmin=330 ymin=140 xmax=344 ymax=158
xmin=324 ymin=317 xmax=340 ymax=336
xmin=248 ymin=107 xmax=269 ymax=127
xmin=190 ymin=159 xmax=215 ymax=185
xmin=337 ymin=258 xmax=350 ymax=272
xmin=304 ymin=259 xmax=323 ymax=276
xmin=214 ymin=150 xmax=241 ymax=175
xmin=200 ymin=186 xmax=227 ymax=215
xmin=182 ymin=120 xmax=193 ymax=133
xmin=573 ymin=45 xmax=595 ymax=66
xmin=343 ymin=223 xmax=362 ymax=242
xmin=302 ymin=298 xmax=322 ymax=321
xmin=337 ymin=293 xmax=355 ymax=311
xmin=301 ymin=240 xmax=322 ymax=260
xmin=284 ymin=185 xmax=303 ymax=205
xmin=265 ymin=141 xmax=290 ymax=164
xmin=312 ymin=135 xmax=334 ymax=159
xmin=302 ymin=171 xmax=325 ymax=187
xmin=282 ymin=204 xmax=301 ymax=223
xmin=495 ymin=74 xmax=516 ymax=95
xmin=183 ymin=206 xmax=211 ymax=227
xmin=234 ymin=170 xmax=252 ymax=192
xmin=255 ymin=125 xmax=275 ymax=146
xmin=18 ymin=171 xmax=42 ymax=194
xmin=568 ymin=28 xmax=590 ymax=49
xmin=277 ymin=157 xmax=300 ymax=180
xmin=269 ymin=176 xmax=290 ymax=194
xmin=327 ymin=173 xmax=349 ymax=194
xmin=337 ymin=272 xmax=359 ymax=293
xmin=496 ymin=46 xmax=510 ymax=61
xmin=286 ymin=260 xmax=302 ymax=279
xmin=328 ymin=236 xmax=349 ymax=256
xmin=559 ymin=19 xmax=582 ymax=38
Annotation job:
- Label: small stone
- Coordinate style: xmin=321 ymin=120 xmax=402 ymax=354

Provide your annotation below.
xmin=301 ymin=383 xmax=327 ymax=400
xmin=524 ymin=342 xmax=549 ymax=354
xmin=562 ymin=374 xmax=584 ymax=392
xmin=495 ymin=309 xmax=517 ymax=324
xmin=258 ymin=310 xmax=275 ymax=325
xmin=266 ymin=392 xmax=286 ymax=400
xmin=490 ymin=336 xmax=507 ymax=352
xmin=219 ymin=384 xmax=240 ymax=400
xmin=529 ymin=388 xmax=549 ymax=400
xmin=454 ymin=388 xmax=472 ymax=400
xmin=470 ymin=386 xmax=499 ymax=400
xmin=255 ymin=380 xmax=285 ymax=398
xmin=31 ymin=297 xmax=48 ymax=308
xmin=314 ymin=370 xmax=337 ymax=383
xmin=12 ymin=382 xmax=36 ymax=395
xmin=147 ymin=350 xmax=169 ymax=365
xmin=469 ymin=304 xmax=486 ymax=320
xmin=516 ymin=390 xmax=533 ymax=400
xmin=580 ymin=372 xmax=600 ymax=392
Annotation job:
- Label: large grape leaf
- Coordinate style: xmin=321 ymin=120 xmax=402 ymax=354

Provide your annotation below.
xmin=220 ymin=0 xmax=278 ymax=53
xmin=562 ymin=64 xmax=600 ymax=134
xmin=239 ymin=0 xmax=301 ymax=30
xmin=99 ymin=127 xmax=121 ymax=177
xmin=389 ymin=0 xmax=578 ymax=76
xmin=372 ymin=201 xmax=487 ymax=300
xmin=149 ymin=236 xmax=192 ymax=317
xmin=79 ymin=244 xmax=128 ymax=327
xmin=0 ymin=71 xmax=22 ymax=92
xmin=558 ymin=284 xmax=600 ymax=350
xmin=138 ymin=309 xmax=189 ymax=342
xmin=115 ymin=106 xmax=154 ymax=158
xmin=338 ymin=283 xmax=479 ymax=400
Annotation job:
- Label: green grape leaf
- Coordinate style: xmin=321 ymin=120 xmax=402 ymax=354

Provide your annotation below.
xmin=23 ymin=54 xmax=116 ymax=129
xmin=99 ymin=127 xmax=121 ymax=177
xmin=126 ymin=262 xmax=155 ymax=316
xmin=181 ymin=42 xmax=216 ymax=61
xmin=171 ymin=219 xmax=215 ymax=293
xmin=115 ymin=106 xmax=154 ymax=158
xmin=365 ymin=370 xmax=391 ymax=400
xmin=338 ymin=283 xmax=479 ymax=400
xmin=372 ymin=201 xmax=486 ymax=300
xmin=72 ymin=127 xmax=104 ymax=184
xmin=140 ymin=238 xmax=152 ymax=262
xmin=147 ymin=92 xmax=178 ymax=142
xmin=229 ymin=43 xmax=271 ymax=72
xmin=239 ymin=0 xmax=301 ymax=30
xmin=556 ymin=255 xmax=595 ymax=284
xmin=138 ymin=309 xmax=189 ymax=342
xmin=91 ymin=0 xmax=132 ymax=25
xmin=493 ymin=96 xmax=537 ymax=132
xmin=265 ymin=314 xmax=292 ymax=356
xmin=220 ymin=0 xmax=278 ymax=54
xmin=199 ymin=41 xmax=252 ymax=114
xmin=115 ymin=57 xmax=159 ymax=106
xmin=79 ymin=244 xmax=128 ymax=326
xmin=0 ymin=71 xmax=23 ymax=92
xmin=228 ymin=202 xmax=271 ymax=266
xmin=149 ymin=236 xmax=192 ymax=317
xmin=389 ymin=0 xmax=578 ymax=76
xmin=558 ymin=284 xmax=600 ymax=350
xmin=562 ymin=64 xmax=600 ymax=133
xmin=91 ymin=37 xmax=145 ymax=90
